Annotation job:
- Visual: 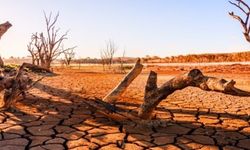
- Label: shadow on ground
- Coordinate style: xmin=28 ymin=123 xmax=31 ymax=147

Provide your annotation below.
xmin=0 ymin=81 xmax=249 ymax=150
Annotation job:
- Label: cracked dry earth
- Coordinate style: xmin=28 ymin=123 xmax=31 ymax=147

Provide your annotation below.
xmin=0 ymin=69 xmax=250 ymax=150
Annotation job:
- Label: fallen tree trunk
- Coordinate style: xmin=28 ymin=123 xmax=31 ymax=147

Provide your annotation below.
xmin=100 ymin=60 xmax=250 ymax=120
xmin=1 ymin=63 xmax=34 ymax=108
xmin=138 ymin=69 xmax=250 ymax=119
xmin=0 ymin=63 xmax=49 ymax=109
xmin=103 ymin=58 xmax=143 ymax=103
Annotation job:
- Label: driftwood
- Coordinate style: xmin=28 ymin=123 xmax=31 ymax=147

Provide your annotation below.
xmin=138 ymin=69 xmax=250 ymax=119
xmin=100 ymin=60 xmax=250 ymax=120
xmin=0 ymin=63 xmax=49 ymax=110
xmin=103 ymin=59 xmax=143 ymax=103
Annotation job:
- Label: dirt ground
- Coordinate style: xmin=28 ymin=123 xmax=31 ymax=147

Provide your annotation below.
xmin=0 ymin=65 xmax=250 ymax=150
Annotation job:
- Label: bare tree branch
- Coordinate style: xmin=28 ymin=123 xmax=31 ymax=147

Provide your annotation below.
xmin=27 ymin=12 xmax=74 ymax=70
xmin=63 ymin=46 xmax=76 ymax=66
xmin=229 ymin=0 xmax=250 ymax=42
xmin=100 ymin=39 xmax=117 ymax=69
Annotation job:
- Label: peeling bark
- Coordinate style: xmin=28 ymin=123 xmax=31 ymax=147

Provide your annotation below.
xmin=103 ymin=58 xmax=143 ymax=103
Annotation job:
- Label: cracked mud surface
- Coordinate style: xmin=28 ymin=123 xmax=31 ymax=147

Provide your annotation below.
xmin=0 ymin=69 xmax=250 ymax=150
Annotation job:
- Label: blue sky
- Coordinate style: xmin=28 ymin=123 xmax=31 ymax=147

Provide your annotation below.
xmin=0 ymin=0 xmax=249 ymax=58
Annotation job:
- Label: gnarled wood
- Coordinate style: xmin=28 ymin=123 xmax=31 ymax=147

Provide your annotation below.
xmin=100 ymin=60 xmax=250 ymax=121
xmin=0 ymin=63 xmax=49 ymax=109
xmin=103 ymin=58 xmax=143 ymax=103
xmin=138 ymin=69 xmax=250 ymax=119
xmin=229 ymin=0 xmax=250 ymax=43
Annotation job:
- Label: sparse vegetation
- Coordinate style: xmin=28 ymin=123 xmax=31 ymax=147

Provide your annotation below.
xmin=100 ymin=39 xmax=117 ymax=69
xmin=143 ymin=51 xmax=250 ymax=63
xmin=118 ymin=50 xmax=126 ymax=73
xmin=63 ymin=46 xmax=76 ymax=66
xmin=27 ymin=12 xmax=75 ymax=70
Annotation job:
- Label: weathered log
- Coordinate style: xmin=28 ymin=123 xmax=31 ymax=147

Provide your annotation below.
xmin=138 ymin=69 xmax=250 ymax=119
xmin=0 ymin=63 xmax=49 ymax=109
xmin=103 ymin=58 xmax=143 ymax=103
xmin=0 ymin=63 xmax=31 ymax=109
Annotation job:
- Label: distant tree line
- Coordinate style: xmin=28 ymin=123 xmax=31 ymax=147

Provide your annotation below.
xmin=70 ymin=57 xmax=136 ymax=65
xmin=27 ymin=12 xmax=76 ymax=70
xmin=143 ymin=51 xmax=250 ymax=63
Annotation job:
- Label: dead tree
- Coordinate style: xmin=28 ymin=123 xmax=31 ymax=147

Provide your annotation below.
xmin=99 ymin=59 xmax=250 ymax=121
xmin=42 ymin=12 xmax=69 ymax=69
xmin=118 ymin=50 xmax=126 ymax=73
xmin=103 ymin=59 xmax=143 ymax=103
xmin=101 ymin=40 xmax=117 ymax=68
xmin=1 ymin=59 xmax=249 ymax=122
xmin=63 ymin=46 xmax=76 ymax=66
xmin=27 ymin=36 xmax=40 ymax=65
xmin=27 ymin=41 xmax=36 ymax=65
xmin=229 ymin=0 xmax=250 ymax=42
xmin=100 ymin=50 xmax=107 ymax=71
xmin=0 ymin=63 xmax=51 ymax=110
xmin=138 ymin=69 xmax=250 ymax=119
xmin=27 ymin=12 xmax=75 ymax=70
xmin=0 ymin=21 xmax=12 ymax=67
